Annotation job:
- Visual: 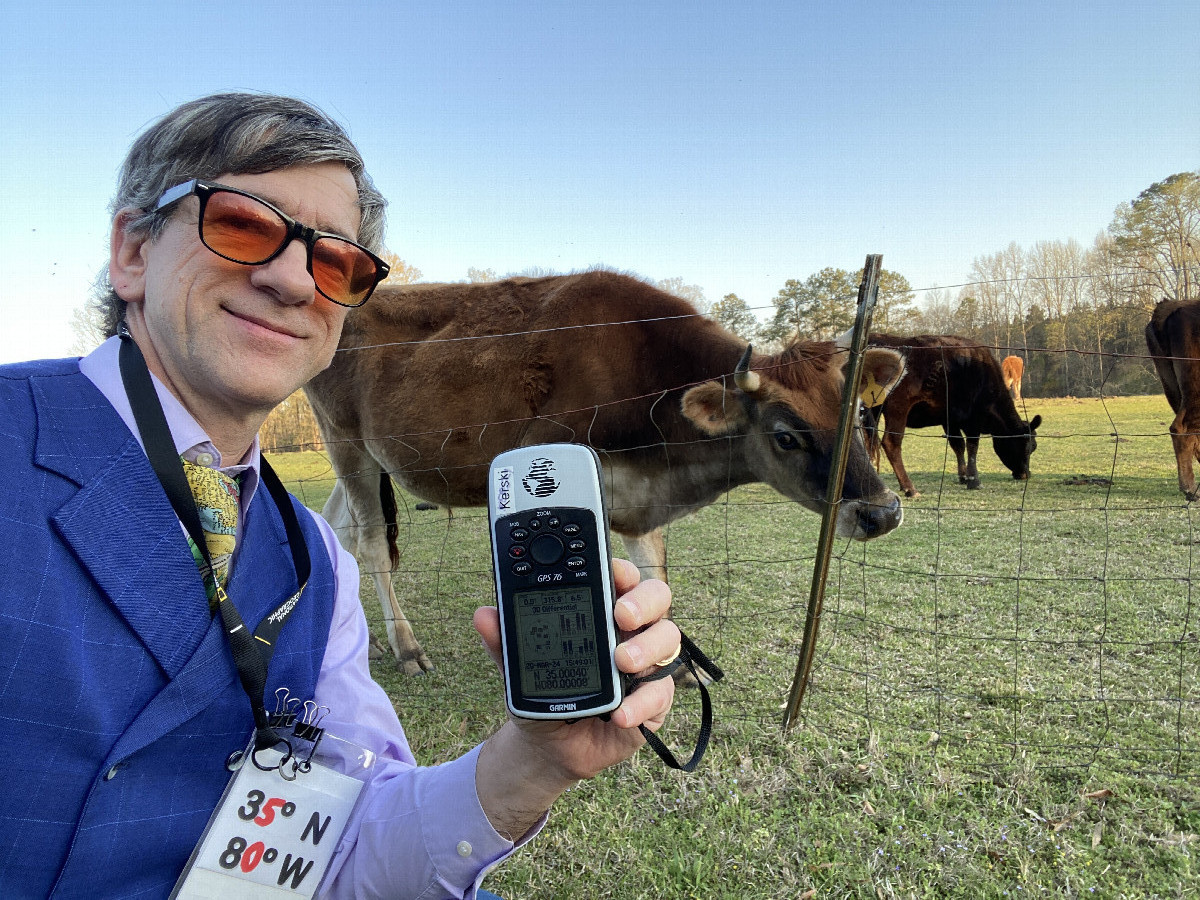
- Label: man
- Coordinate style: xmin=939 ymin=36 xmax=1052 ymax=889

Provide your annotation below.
xmin=0 ymin=92 xmax=679 ymax=899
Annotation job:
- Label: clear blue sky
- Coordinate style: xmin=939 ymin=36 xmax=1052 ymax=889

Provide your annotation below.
xmin=1 ymin=1 xmax=1196 ymax=364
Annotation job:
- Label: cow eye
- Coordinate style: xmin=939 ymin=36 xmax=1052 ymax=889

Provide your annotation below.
xmin=774 ymin=430 xmax=801 ymax=451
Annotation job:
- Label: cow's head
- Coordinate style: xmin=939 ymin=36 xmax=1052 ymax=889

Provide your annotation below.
xmin=992 ymin=414 xmax=1042 ymax=480
xmin=680 ymin=342 xmax=907 ymax=540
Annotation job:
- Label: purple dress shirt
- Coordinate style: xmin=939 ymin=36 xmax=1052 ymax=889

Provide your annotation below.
xmin=80 ymin=337 xmax=536 ymax=899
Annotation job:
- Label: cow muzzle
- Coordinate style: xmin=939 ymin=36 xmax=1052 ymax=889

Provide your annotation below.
xmin=837 ymin=493 xmax=904 ymax=541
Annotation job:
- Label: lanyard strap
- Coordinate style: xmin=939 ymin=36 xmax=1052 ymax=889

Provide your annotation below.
xmin=626 ymin=631 xmax=723 ymax=772
xmin=117 ymin=325 xmax=310 ymax=751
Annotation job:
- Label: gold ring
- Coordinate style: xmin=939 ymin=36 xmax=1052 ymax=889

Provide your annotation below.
xmin=656 ymin=642 xmax=682 ymax=667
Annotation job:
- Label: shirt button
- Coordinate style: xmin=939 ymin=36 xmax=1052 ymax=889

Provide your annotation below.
xmin=195 ymin=452 xmax=215 ymax=467
xmin=456 ymin=840 xmax=473 ymax=858
xmin=104 ymin=764 xmax=121 ymax=781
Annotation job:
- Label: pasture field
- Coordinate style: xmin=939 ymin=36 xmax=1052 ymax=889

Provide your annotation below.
xmin=275 ymin=394 xmax=1199 ymax=898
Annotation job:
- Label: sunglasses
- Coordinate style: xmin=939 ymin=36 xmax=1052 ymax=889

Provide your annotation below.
xmin=154 ymin=179 xmax=390 ymax=307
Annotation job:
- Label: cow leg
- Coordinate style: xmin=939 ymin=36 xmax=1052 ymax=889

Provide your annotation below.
xmin=616 ymin=529 xmax=711 ymax=687
xmin=862 ymin=406 xmax=883 ymax=470
xmin=964 ymin=434 xmax=981 ymax=489
xmin=947 ymin=431 xmax=969 ymax=484
xmin=880 ymin=421 xmax=920 ymax=498
xmin=620 ymin=529 xmax=667 ymax=583
xmin=1170 ymin=409 xmax=1200 ymax=501
xmin=322 ymin=447 xmax=433 ymax=675
xmin=319 ymin=481 xmax=383 ymax=660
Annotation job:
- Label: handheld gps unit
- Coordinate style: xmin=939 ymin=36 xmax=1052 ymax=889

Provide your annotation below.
xmin=487 ymin=443 xmax=622 ymax=720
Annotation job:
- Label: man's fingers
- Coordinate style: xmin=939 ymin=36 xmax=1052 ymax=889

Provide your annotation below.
xmin=615 ymin=619 xmax=682 ymax=674
xmin=614 ymin=576 xmax=671 ymax=633
xmin=472 ymin=606 xmax=503 ymax=669
xmin=611 ymin=557 xmax=641 ymax=594
xmin=610 ymin=671 xmax=675 ymax=730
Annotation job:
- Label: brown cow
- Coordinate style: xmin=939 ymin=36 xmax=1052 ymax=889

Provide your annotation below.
xmin=305 ymin=270 xmax=907 ymax=673
xmin=1145 ymin=298 xmax=1200 ymax=500
xmin=1002 ymin=355 xmax=1024 ymax=401
xmin=862 ymin=334 xmax=1042 ymax=499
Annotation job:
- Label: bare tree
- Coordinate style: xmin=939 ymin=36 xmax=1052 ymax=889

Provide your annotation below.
xmin=912 ymin=286 xmax=956 ymax=333
xmin=69 ymin=303 xmax=107 ymax=357
xmin=467 ymin=267 xmax=499 ymax=283
xmin=654 ymin=276 xmax=709 ymax=314
xmin=380 ymin=252 xmax=423 ymax=285
xmin=1028 ymin=239 xmax=1087 ymax=393
xmin=259 ymin=391 xmax=323 ymax=452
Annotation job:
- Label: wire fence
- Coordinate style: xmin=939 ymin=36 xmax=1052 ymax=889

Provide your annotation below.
xmin=279 ymin=271 xmax=1199 ymax=783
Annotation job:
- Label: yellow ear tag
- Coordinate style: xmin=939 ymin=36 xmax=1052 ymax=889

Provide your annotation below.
xmin=860 ymin=371 xmax=887 ymax=407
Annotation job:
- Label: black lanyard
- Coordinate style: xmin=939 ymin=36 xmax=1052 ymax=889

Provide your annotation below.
xmin=117 ymin=325 xmax=310 ymax=753
xmin=627 ymin=632 xmax=722 ymax=772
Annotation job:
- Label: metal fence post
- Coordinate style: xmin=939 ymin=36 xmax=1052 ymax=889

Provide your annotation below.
xmin=782 ymin=254 xmax=883 ymax=732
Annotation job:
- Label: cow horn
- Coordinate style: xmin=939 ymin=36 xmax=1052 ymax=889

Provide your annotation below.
xmin=734 ymin=344 xmax=761 ymax=393
xmin=834 ymin=328 xmax=854 ymax=349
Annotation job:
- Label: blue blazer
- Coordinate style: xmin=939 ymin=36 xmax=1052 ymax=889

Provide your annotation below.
xmin=0 ymin=360 xmax=337 ymax=899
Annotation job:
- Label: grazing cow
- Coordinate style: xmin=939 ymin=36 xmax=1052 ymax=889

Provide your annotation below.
xmin=305 ymin=270 xmax=907 ymax=673
xmin=1145 ymin=298 xmax=1200 ymax=500
xmin=1002 ymin=355 xmax=1024 ymax=401
xmin=862 ymin=334 xmax=1042 ymax=499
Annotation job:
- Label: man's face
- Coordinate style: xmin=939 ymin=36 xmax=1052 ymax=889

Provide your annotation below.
xmin=113 ymin=163 xmax=360 ymax=437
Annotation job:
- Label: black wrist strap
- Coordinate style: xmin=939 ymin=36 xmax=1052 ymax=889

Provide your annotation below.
xmin=626 ymin=631 xmax=723 ymax=772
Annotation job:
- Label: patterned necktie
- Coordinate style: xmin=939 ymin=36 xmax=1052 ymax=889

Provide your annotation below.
xmin=181 ymin=457 xmax=240 ymax=609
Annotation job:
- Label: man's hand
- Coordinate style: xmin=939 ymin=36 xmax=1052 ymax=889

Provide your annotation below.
xmin=472 ymin=558 xmax=679 ymax=840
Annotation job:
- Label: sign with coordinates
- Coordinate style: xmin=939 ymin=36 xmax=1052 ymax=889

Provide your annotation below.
xmin=173 ymin=747 xmax=363 ymax=899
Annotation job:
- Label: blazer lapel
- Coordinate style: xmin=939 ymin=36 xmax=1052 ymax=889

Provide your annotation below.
xmin=32 ymin=368 xmax=300 ymax=765
xmin=105 ymin=489 xmax=299 ymax=767
xmin=34 ymin=371 xmax=215 ymax=677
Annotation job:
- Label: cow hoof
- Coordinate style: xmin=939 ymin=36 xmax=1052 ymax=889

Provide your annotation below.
xmin=672 ymin=666 xmax=713 ymax=689
xmin=414 ymin=502 xmax=439 ymax=511
xmin=904 ymin=489 xmax=921 ymax=499
xmin=398 ymin=654 xmax=434 ymax=676
xmin=368 ymin=634 xmax=387 ymax=660
xmin=966 ymin=477 xmax=981 ymax=490
xmin=1186 ymin=490 xmax=1200 ymax=503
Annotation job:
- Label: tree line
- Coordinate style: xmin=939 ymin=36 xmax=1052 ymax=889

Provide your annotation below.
xmin=708 ymin=171 xmax=1199 ymax=399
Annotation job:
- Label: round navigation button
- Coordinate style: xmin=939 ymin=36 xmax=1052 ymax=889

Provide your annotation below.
xmin=530 ymin=534 xmax=564 ymax=565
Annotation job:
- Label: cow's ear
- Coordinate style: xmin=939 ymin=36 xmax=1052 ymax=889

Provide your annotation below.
xmin=852 ymin=348 xmax=906 ymax=401
xmin=682 ymin=382 xmax=750 ymax=435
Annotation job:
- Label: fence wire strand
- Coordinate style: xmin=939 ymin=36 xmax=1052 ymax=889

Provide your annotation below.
xmin=281 ymin=271 xmax=1199 ymax=781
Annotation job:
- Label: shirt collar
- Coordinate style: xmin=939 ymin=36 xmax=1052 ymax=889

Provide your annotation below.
xmin=79 ymin=335 xmax=262 ymax=506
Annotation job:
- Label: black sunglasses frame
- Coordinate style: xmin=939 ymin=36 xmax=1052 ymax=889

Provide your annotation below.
xmin=154 ymin=178 xmax=390 ymax=307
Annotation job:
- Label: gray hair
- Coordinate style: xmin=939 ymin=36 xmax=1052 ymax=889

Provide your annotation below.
xmin=96 ymin=91 xmax=387 ymax=336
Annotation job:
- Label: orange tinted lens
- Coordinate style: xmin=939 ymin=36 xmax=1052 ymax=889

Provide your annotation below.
xmin=312 ymin=237 xmax=379 ymax=305
xmin=202 ymin=191 xmax=288 ymax=263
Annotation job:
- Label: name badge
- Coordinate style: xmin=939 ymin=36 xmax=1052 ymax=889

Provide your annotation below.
xmin=172 ymin=744 xmax=365 ymax=898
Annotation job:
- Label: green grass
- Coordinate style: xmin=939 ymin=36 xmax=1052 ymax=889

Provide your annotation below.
xmin=272 ymin=394 xmax=1200 ymax=899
